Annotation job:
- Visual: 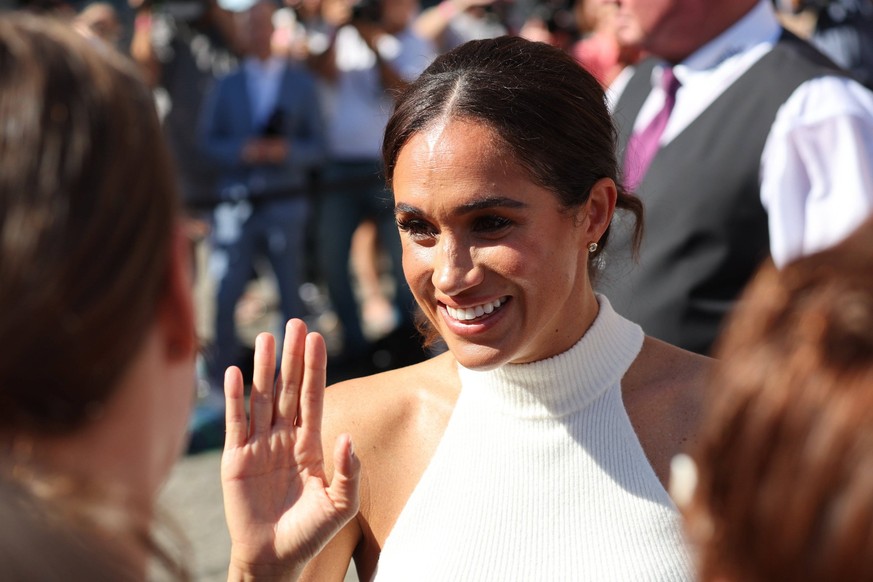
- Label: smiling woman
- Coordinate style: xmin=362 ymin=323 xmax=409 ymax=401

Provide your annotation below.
xmin=392 ymin=119 xmax=614 ymax=369
xmin=285 ymin=35 xmax=710 ymax=582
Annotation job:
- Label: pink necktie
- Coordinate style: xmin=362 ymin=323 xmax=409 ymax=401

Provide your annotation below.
xmin=624 ymin=68 xmax=681 ymax=190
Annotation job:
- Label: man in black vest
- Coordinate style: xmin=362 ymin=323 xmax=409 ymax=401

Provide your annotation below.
xmin=599 ymin=0 xmax=873 ymax=354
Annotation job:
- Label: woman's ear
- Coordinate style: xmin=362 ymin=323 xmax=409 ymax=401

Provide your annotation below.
xmin=582 ymin=177 xmax=618 ymax=243
xmin=158 ymin=224 xmax=197 ymax=361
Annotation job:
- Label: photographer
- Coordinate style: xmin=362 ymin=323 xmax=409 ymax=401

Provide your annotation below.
xmin=811 ymin=0 xmax=873 ymax=89
xmin=130 ymin=0 xmax=243 ymax=212
xmin=307 ymin=0 xmax=436 ymax=374
xmin=413 ymin=0 xmax=507 ymax=54
xmin=774 ymin=1 xmax=873 ymax=88
xmin=198 ymin=0 xmax=326 ymax=393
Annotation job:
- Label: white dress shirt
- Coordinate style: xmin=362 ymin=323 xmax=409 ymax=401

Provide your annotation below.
xmin=610 ymin=0 xmax=873 ymax=266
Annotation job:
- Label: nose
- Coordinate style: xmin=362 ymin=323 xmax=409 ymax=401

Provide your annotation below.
xmin=432 ymin=233 xmax=483 ymax=296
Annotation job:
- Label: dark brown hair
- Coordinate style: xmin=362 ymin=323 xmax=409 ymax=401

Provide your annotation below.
xmin=687 ymin=217 xmax=873 ymax=582
xmin=383 ymin=35 xmax=643 ymax=265
xmin=0 ymin=14 xmax=178 ymax=433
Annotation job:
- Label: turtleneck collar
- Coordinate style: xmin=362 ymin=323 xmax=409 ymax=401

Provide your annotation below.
xmin=456 ymin=296 xmax=644 ymax=419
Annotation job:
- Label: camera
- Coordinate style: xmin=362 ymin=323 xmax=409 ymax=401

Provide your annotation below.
xmin=260 ymin=108 xmax=285 ymax=138
xmin=350 ymin=0 xmax=382 ymax=24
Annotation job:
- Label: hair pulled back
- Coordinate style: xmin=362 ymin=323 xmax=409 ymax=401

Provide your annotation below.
xmin=383 ymin=35 xmax=643 ymax=264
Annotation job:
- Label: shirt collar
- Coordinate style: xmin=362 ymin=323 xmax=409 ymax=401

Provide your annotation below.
xmin=243 ymin=55 xmax=285 ymax=75
xmin=664 ymin=0 xmax=780 ymax=86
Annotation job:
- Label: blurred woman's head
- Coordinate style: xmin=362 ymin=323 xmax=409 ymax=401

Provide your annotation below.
xmin=686 ymin=217 xmax=873 ymax=582
xmin=0 ymin=474 xmax=146 ymax=580
xmin=0 ymin=12 xmax=196 ymax=506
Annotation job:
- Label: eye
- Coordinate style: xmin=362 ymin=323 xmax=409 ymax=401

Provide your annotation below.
xmin=472 ymin=215 xmax=513 ymax=234
xmin=396 ymin=217 xmax=437 ymax=241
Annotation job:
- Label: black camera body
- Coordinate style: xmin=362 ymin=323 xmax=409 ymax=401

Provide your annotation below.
xmin=260 ymin=108 xmax=285 ymax=138
xmin=351 ymin=0 xmax=382 ymax=24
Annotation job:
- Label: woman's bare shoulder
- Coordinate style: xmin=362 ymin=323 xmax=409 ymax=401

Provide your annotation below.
xmin=321 ymin=352 xmax=460 ymax=553
xmin=321 ymin=351 xmax=460 ymax=482
xmin=622 ymin=337 xmax=714 ymax=485
xmin=624 ymin=336 xmax=712 ymax=399
xmin=323 ymin=352 xmax=459 ymax=437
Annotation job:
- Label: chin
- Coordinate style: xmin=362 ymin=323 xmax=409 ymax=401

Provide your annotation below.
xmin=450 ymin=342 xmax=513 ymax=371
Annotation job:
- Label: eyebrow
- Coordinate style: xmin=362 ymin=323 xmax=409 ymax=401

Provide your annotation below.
xmin=394 ymin=196 xmax=527 ymax=218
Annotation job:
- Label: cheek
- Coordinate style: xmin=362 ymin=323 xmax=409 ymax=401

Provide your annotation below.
xmin=173 ymin=364 xmax=196 ymax=442
xmin=527 ymin=240 xmax=585 ymax=294
xmin=650 ymin=1 xmax=679 ymax=31
xmin=401 ymin=242 xmax=434 ymax=292
xmin=493 ymin=249 xmax=527 ymax=279
xmin=485 ymin=240 xmax=545 ymax=278
xmin=624 ymin=0 xmax=660 ymax=29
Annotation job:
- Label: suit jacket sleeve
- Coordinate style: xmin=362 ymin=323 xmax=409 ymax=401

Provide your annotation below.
xmin=198 ymin=75 xmax=248 ymax=168
xmin=282 ymin=71 xmax=326 ymax=169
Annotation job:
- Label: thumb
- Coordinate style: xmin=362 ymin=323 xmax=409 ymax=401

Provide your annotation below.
xmin=326 ymin=433 xmax=361 ymax=520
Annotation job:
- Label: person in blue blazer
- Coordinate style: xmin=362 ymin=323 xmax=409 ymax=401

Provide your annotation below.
xmin=199 ymin=0 xmax=325 ymax=389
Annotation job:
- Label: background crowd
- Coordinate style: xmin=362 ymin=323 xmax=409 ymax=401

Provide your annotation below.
xmin=6 ymin=0 xmax=657 ymax=450
xmin=5 ymin=0 xmax=873 ymax=580
xmin=5 ymin=0 xmax=873 ymax=445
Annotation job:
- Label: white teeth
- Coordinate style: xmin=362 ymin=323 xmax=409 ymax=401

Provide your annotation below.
xmin=446 ymin=297 xmax=505 ymax=321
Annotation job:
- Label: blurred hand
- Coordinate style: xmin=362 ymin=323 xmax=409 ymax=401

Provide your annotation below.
xmin=323 ymin=0 xmax=353 ymax=27
xmin=352 ymin=20 xmax=385 ymax=52
xmin=453 ymin=0 xmax=498 ymax=10
xmin=221 ymin=319 xmax=360 ymax=581
xmin=241 ymin=138 xmax=289 ymax=165
xmin=261 ymin=138 xmax=289 ymax=163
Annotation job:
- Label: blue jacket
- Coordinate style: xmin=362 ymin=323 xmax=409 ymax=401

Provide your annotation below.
xmin=198 ymin=62 xmax=325 ymax=202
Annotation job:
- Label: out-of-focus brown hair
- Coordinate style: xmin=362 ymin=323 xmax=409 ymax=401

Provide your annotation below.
xmin=0 ymin=471 xmax=144 ymax=581
xmin=0 ymin=14 xmax=189 ymax=579
xmin=0 ymin=13 xmax=178 ymax=434
xmin=686 ymin=217 xmax=873 ymax=582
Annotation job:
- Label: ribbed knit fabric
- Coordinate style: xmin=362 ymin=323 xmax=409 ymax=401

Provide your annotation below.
xmin=374 ymin=297 xmax=693 ymax=581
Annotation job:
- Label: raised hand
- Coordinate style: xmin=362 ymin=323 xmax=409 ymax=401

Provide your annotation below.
xmin=221 ymin=319 xmax=360 ymax=581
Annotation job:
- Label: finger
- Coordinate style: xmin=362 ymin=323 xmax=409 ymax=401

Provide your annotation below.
xmin=249 ymin=332 xmax=277 ymax=439
xmin=274 ymin=319 xmax=307 ymax=428
xmin=223 ymin=366 xmax=248 ymax=449
xmin=297 ymin=331 xmax=327 ymax=434
xmin=326 ymin=433 xmax=361 ymax=518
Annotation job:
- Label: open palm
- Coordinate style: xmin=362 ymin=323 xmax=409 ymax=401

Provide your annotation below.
xmin=221 ymin=319 xmax=360 ymax=580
